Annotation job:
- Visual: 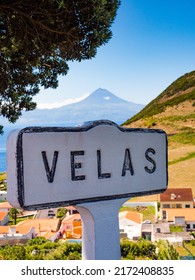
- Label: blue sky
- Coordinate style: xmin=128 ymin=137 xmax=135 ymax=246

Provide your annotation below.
xmin=35 ymin=0 xmax=195 ymax=108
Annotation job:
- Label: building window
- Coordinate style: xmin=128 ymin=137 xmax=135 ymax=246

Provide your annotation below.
xmin=162 ymin=211 xmax=166 ymax=219
xmin=185 ymin=205 xmax=190 ymax=208
xmin=186 ymin=224 xmax=191 ymax=230
xmin=162 ymin=204 xmax=170 ymax=208
xmin=176 ymin=204 xmax=182 ymax=208
xmin=193 ymin=224 xmax=195 ymax=229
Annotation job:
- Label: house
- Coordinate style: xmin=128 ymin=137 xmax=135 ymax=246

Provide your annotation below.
xmin=119 ymin=211 xmax=143 ymax=240
xmin=0 ymin=201 xmax=12 ymax=212
xmin=0 ymin=191 xmax=7 ymax=202
xmin=153 ymin=230 xmax=193 ymax=245
xmin=160 ymin=188 xmax=194 ymax=220
xmin=15 ymin=218 xmax=61 ymax=241
xmin=162 ymin=208 xmax=195 ymax=231
xmin=0 ymin=225 xmax=36 ymax=245
xmin=0 ymin=212 xmax=9 ymax=225
xmin=142 ymin=223 xmax=170 ymax=241
xmin=160 ymin=188 xmax=194 ymax=209
xmin=65 ymin=206 xmax=79 ymax=216
xmin=60 ymin=213 xmax=82 ymax=239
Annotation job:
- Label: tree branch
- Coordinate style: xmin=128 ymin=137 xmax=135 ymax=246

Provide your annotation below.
xmin=0 ymin=4 xmax=80 ymax=38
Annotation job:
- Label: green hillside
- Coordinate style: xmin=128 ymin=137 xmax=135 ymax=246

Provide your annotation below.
xmin=123 ymin=71 xmax=195 ymax=126
xmin=123 ymin=71 xmax=195 ymax=200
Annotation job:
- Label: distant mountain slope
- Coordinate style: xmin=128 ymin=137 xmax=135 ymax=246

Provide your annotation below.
xmin=123 ymin=71 xmax=195 ymax=199
xmin=0 ymin=88 xmax=144 ymax=126
xmin=123 ymin=71 xmax=195 ymax=135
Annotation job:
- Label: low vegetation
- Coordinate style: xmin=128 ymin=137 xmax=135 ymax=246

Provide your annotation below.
xmin=122 ymin=70 xmax=195 ymax=198
xmin=120 ymin=205 xmax=156 ymax=223
xmin=0 ymin=238 xmax=82 ymax=260
xmin=169 ymin=225 xmax=184 ymax=233
xmin=168 ymin=151 xmax=195 ymax=165
xmin=0 ymin=172 xmax=6 ymax=191
xmin=0 ymin=237 xmax=182 ymax=260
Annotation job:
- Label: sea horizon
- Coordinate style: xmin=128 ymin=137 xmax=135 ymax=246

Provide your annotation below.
xmin=0 ymin=151 xmax=6 ymax=173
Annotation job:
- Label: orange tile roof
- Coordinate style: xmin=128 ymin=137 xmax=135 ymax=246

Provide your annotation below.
xmin=0 ymin=212 xmax=8 ymax=221
xmin=62 ymin=214 xmax=81 ymax=224
xmin=0 ymin=225 xmax=33 ymax=234
xmin=65 ymin=206 xmax=77 ymax=211
xmin=164 ymin=208 xmax=195 ymax=222
xmin=0 ymin=202 xmax=12 ymax=209
xmin=119 ymin=211 xmax=143 ymax=224
xmin=16 ymin=218 xmax=60 ymax=233
xmin=0 ymin=226 xmax=9 ymax=234
xmin=160 ymin=188 xmax=193 ymax=202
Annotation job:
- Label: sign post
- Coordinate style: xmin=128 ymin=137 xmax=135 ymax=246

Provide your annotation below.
xmin=7 ymin=120 xmax=168 ymax=259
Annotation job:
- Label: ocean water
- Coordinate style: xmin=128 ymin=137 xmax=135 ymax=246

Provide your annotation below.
xmin=0 ymin=121 xmax=119 ymax=173
xmin=0 ymin=151 xmax=6 ymax=172
xmin=0 ymin=123 xmax=78 ymax=173
xmin=0 ymin=126 xmax=16 ymax=173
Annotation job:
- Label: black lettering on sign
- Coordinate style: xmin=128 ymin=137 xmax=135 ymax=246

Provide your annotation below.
xmin=145 ymin=148 xmax=156 ymax=173
xmin=121 ymin=148 xmax=134 ymax=176
xmin=71 ymin=151 xmax=85 ymax=181
xmin=41 ymin=151 xmax=59 ymax=183
xmin=97 ymin=150 xmax=111 ymax=179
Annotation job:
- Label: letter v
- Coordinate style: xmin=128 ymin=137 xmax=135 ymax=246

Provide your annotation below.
xmin=41 ymin=151 xmax=59 ymax=183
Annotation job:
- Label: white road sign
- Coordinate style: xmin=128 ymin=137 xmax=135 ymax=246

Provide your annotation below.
xmin=7 ymin=120 xmax=168 ymax=210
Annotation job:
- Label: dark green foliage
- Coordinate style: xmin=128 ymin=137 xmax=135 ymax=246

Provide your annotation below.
xmin=0 ymin=245 xmax=27 ymax=260
xmin=57 ymin=242 xmax=82 ymax=259
xmin=120 ymin=239 xmax=156 ymax=260
xmin=157 ymin=240 xmax=180 ymax=260
xmin=57 ymin=207 xmax=67 ymax=218
xmin=0 ymin=237 xmax=82 ymax=260
xmin=190 ymin=240 xmax=195 ymax=246
xmin=0 ymin=237 xmax=184 ymax=260
xmin=0 ymin=0 xmax=120 ymax=129
xmin=27 ymin=237 xmax=49 ymax=246
xmin=8 ymin=207 xmax=20 ymax=224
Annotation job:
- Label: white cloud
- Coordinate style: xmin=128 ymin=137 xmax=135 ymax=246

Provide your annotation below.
xmin=36 ymin=93 xmax=90 ymax=109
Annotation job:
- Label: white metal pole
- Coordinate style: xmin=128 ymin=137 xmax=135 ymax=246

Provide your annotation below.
xmin=76 ymin=198 xmax=127 ymax=260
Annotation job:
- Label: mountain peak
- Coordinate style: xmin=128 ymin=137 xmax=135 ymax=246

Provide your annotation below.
xmin=80 ymin=88 xmax=130 ymax=105
xmin=0 ymin=88 xmax=144 ymax=127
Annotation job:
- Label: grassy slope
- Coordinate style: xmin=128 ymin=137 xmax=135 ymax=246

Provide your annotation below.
xmin=123 ymin=71 xmax=195 ymax=201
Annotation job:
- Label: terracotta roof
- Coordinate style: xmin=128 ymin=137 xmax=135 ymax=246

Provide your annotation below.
xmin=0 ymin=212 xmax=8 ymax=221
xmin=164 ymin=208 xmax=195 ymax=222
xmin=16 ymin=218 xmax=60 ymax=233
xmin=160 ymin=188 xmax=193 ymax=202
xmin=119 ymin=211 xmax=143 ymax=224
xmin=37 ymin=231 xmax=56 ymax=239
xmin=65 ymin=206 xmax=77 ymax=211
xmin=0 ymin=225 xmax=33 ymax=234
xmin=0 ymin=202 xmax=12 ymax=209
xmin=62 ymin=214 xmax=81 ymax=224
xmin=0 ymin=226 xmax=10 ymax=234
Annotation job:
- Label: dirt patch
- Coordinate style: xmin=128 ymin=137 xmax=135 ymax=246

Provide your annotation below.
xmin=168 ymin=158 xmax=195 ymax=193
xmin=168 ymin=144 xmax=195 ymax=161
